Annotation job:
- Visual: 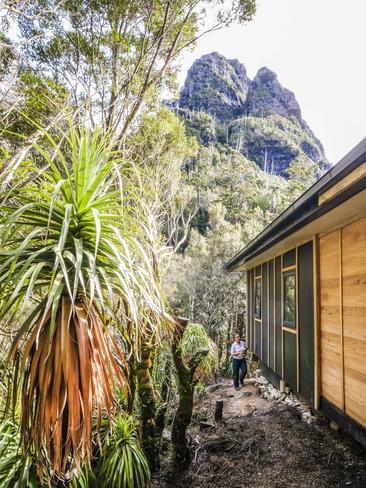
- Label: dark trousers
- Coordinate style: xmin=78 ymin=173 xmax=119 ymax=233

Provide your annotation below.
xmin=232 ymin=358 xmax=247 ymax=388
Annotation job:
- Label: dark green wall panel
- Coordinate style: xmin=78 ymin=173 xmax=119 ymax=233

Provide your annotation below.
xmin=255 ymin=322 xmax=261 ymax=358
xmin=251 ymin=269 xmax=255 ymax=352
xmin=298 ymin=241 xmax=315 ymax=405
xmin=284 ymin=330 xmax=297 ymax=389
xmin=269 ymin=259 xmax=275 ymax=370
xmin=247 ymin=270 xmax=251 ymax=349
xmin=262 ymin=262 xmax=268 ymax=363
xmin=275 ymin=255 xmax=282 ymax=374
xmin=283 ymin=248 xmax=296 ymax=267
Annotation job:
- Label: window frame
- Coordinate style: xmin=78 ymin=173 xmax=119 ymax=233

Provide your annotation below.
xmin=282 ymin=269 xmax=296 ymax=328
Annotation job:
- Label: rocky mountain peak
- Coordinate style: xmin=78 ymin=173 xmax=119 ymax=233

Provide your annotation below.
xmin=228 ymin=57 xmax=249 ymax=86
xmin=179 ymin=52 xmax=250 ymax=120
xmin=244 ymin=67 xmax=302 ymax=123
xmin=177 ymin=52 xmax=329 ymax=177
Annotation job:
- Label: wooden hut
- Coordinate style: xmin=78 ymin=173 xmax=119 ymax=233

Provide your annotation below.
xmin=226 ymin=138 xmax=366 ymax=447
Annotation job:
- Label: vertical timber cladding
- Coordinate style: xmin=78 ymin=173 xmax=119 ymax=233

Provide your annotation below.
xmin=298 ymin=241 xmax=315 ymax=405
xmin=268 ymin=260 xmax=275 ymax=370
xmin=262 ymin=262 xmax=269 ymax=363
xmin=342 ymin=217 xmax=366 ymax=428
xmin=282 ymin=249 xmax=297 ymax=390
xmin=275 ymin=256 xmax=282 ymax=374
xmin=319 ymin=230 xmax=343 ymax=410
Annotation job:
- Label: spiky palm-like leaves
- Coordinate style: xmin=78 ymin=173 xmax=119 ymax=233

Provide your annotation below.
xmin=0 ymin=418 xmax=39 ymax=488
xmin=0 ymin=124 xmax=164 ymax=475
xmin=100 ymin=414 xmax=150 ymax=488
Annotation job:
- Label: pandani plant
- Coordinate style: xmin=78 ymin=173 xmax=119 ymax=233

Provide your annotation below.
xmin=0 ymin=120 xmax=165 ymax=478
xmin=99 ymin=414 xmax=150 ymax=488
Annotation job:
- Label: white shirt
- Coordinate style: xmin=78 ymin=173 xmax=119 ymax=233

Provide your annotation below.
xmin=231 ymin=340 xmax=246 ymax=360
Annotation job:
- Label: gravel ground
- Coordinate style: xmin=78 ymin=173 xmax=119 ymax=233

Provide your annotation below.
xmin=152 ymin=379 xmax=366 ymax=488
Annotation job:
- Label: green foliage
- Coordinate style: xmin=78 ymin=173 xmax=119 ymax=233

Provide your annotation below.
xmin=0 ymin=33 xmax=14 ymax=76
xmin=177 ymin=108 xmax=217 ymax=145
xmin=127 ymin=105 xmax=198 ymax=250
xmin=70 ymin=465 xmax=96 ymax=488
xmin=0 ymin=413 xmax=150 ymax=488
xmin=245 ymin=349 xmax=256 ymax=376
xmin=180 ymin=322 xmax=217 ymax=374
xmin=1 ymin=70 xmax=67 ymax=147
xmin=186 ymin=144 xmax=290 ymax=236
xmin=228 ymin=114 xmax=327 ymax=174
xmin=165 ymin=204 xmax=245 ymax=369
xmin=99 ymin=415 xmax=150 ymax=488
xmin=0 ymin=419 xmax=39 ymax=488
xmin=286 ymin=153 xmax=318 ymax=200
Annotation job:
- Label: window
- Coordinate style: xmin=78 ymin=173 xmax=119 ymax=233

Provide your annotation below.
xmin=283 ymin=271 xmax=296 ymax=327
xmin=254 ymin=278 xmax=262 ymax=319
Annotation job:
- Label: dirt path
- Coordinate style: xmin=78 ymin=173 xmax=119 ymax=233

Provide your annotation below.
xmin=153 ymin=379 xmax=366 ymax=488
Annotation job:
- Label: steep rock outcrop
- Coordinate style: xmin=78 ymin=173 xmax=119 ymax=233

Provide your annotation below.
xmin=244 ymin=67 xmax=302 ymax=122
xmin=179 ymin=52 xmax=250 ymax=120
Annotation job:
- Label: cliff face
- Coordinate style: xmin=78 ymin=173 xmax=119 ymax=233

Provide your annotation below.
xmin=178 ymin=52 xmax=329 ymax=177
xmin=179 ymin=52 xmax=250 ymax=120
xmin=244 ymin=67 xmax=302 ymax=122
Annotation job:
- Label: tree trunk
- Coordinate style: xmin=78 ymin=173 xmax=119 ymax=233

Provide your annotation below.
xmin=171 ymin=317 xmax=209 ymax=466
xmin=171 ymin=366 xmax=195 ymax=466
xmin=136 ymin=340 xmax=160 ymax=470
xmin=155 ymin=358 xmax=172 ymax=442
xmin=126 ymin=352 xmax=137 ymax=414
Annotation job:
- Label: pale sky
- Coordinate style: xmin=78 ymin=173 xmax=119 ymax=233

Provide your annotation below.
xmin=178 ymin=0 xmax=366 ymax=164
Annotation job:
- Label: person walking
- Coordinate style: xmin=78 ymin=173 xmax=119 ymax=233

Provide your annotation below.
xmin=231 ymin=333 xmax=247 ymax=391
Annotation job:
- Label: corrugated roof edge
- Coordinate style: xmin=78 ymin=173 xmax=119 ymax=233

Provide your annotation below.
xmin=225 ymin=136 xmax=366 ymax=271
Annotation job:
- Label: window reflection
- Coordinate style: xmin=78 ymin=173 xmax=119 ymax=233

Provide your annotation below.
xmin=283 ymin=271 xmax=296 ymax=327
xmin=254 ymin=279 xmax=261 ymax=319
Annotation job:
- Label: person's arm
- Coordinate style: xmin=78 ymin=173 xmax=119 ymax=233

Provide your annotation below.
xmin=230 ymin=343 xmax=235 ymax=357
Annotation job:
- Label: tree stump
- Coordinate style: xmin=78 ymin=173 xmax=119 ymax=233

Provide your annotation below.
xmin=214 ymin=400 xmax=223 ymax=423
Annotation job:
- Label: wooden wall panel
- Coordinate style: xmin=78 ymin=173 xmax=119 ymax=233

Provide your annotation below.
xmin=262 ymin=262 xmax=268 ymax=363
xmin=342 ymin=217 xmax=366 ymax=428
xmin=269 ymin=259 xmax=275 ymax=371
xmin=319 ymin=230 xmax=343 ymax=410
